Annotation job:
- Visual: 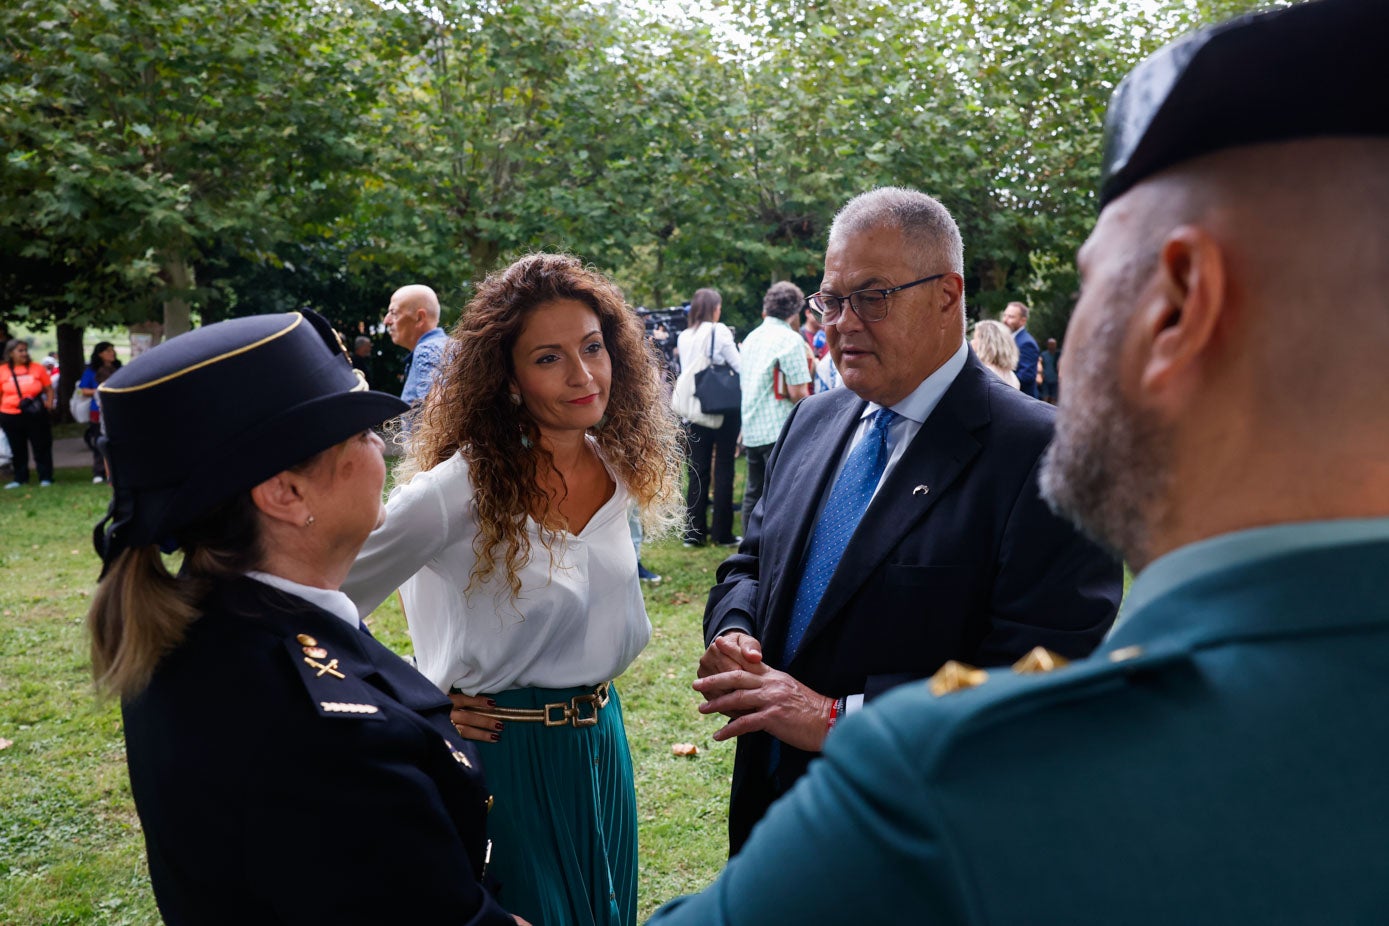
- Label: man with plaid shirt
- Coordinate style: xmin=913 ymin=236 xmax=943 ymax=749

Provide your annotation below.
xmin=738 ymin=281 xmax=813 ymax=530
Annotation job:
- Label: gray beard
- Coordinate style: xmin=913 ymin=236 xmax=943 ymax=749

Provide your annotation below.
xmin=1038 ymin=352 xmax=1170 ymax=571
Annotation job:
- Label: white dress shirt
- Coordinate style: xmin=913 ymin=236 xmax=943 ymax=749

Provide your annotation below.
xmin=342 ymin=449 xmax=651 ymax=695
xmin=246 ymin=570 xmax=363 ymax=631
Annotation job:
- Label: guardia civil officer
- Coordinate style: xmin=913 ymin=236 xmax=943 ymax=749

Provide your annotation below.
xmin=87 ymin=312 xmax=526 ymax=925
xmin=650 ymin=0 xmax=1389 ymax=922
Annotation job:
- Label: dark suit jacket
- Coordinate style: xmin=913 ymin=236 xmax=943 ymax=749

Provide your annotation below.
xmin=656 ymin=536 xmax=1389 ymax=925
xmin=704 ymin=352 xmax=1121 ymax=854
xmin=1014 ymin=327 xmax=1040 ymax=397
xmin=122 ymin=577 xmax=515 ymax=925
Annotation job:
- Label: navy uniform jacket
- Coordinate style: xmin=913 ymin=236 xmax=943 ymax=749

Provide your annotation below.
xmin=704 ymin=353 xmax=1121 ymax=853
xmin=122 ymin=577 xmax=515 ymax=925
xmin=656 ymin=536 xmax=1389 ymax=924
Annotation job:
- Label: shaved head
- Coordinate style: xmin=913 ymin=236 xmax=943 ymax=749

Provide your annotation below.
xmin=385 ymin=284 xmax=441 ymax=350
xmin=1043 ymin=137 xmax=1389 ymax=568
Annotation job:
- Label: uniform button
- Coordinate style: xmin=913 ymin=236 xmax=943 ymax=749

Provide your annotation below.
xmin=296 ymin=633 xmax=318 ymax=647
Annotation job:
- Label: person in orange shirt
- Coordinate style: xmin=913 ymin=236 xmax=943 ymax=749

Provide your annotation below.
xmin=1 ymin=339 xmax=55 ymax=489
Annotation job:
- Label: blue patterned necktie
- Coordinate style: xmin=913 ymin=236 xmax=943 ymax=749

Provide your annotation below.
xmin=782 ymin=407 xmax=897 ymax=661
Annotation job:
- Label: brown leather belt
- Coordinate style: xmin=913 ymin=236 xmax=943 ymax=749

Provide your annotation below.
xmin=472 ymin=681 xmax=612 ymax=728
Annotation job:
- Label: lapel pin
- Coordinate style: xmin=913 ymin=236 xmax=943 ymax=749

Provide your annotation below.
xmin=913 ymin=485 xmax=929 ymax=496
xmin=304 ymin=656 xmax=346 ymax=679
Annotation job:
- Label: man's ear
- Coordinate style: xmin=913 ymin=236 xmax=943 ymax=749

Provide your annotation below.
xmin=938 ymin=272 xmax=965 ymax=320
xmin=250 ymin=471 xmax=311 ymax=527
xmin=1135 ymin=225 xmax=1227 ymax=399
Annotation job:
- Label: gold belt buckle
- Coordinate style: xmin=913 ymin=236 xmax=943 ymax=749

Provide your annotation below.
xmin=544 ymin=702 xmax=571 ymax=726
xmin=570 ymin=692 xmax=599 ymax=727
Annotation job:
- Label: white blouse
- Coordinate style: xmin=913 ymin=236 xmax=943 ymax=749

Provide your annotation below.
xmin=342 ymin=450 xmax=651 ymax=695
xmin=677 ymin=322 xmax=741 ymax=374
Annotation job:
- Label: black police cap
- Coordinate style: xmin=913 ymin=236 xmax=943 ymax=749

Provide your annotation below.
xmin=94 ymin=311 xmax=408 ymax=569
xmin=1100 ymin=0 xmax=1389 ymax=209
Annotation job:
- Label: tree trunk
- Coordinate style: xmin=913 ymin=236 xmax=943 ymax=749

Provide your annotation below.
xmin=162 ymin=255 xmax=194 ymax=337
xmin=56 ymin=322 xmax=85 ymax=422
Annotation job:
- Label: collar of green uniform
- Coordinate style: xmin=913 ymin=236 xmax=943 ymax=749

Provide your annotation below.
xmin=1105 ymin=519 xmax=1389 ymax=654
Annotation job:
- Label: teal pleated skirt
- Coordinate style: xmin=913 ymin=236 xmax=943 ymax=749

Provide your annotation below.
xmin=481 ymin=682 xmax=637 ymax=926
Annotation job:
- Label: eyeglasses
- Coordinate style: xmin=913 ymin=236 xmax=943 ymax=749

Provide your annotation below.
xmin=804 ymin=274 xmax=946 ymax=325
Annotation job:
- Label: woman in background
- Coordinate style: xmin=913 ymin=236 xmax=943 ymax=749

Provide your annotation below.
xmin=1 ymin=338 xmax=55 ymax=489
xmin=77 ymin=341 xmax=120 ymax=483
xmin=972 ymin=319 xmax=1022 ymax=389
xmin=673 ymin=288 xmax=742 ymax=547
xmin=346 ymin=253 xmax=682 ymax=926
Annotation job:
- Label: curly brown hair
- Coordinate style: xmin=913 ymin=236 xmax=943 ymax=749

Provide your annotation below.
xmin=402 ymin=253 xmax=683 ymax=598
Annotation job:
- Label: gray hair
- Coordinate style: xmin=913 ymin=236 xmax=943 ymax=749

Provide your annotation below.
xmin=828 ymin=186 xmax=967 ymax=324
xmin=762 ymin=281 xmax=805 ymax=320
xmin=828 ymin=187 xmax=965 ymax=277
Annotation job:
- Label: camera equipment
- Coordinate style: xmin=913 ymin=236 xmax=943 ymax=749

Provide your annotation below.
xmin=636 ymin=305 xmax=687 ymax=376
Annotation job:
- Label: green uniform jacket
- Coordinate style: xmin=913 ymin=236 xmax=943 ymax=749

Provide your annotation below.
xmin=651 ymin=536 xmax=1389 ymax=924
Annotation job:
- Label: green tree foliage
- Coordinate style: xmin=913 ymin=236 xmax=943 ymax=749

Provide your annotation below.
xmin=0 ymin=0 xmax=390 ymax=334
xmin=2 ymin=0 xmax=1285 ymax=344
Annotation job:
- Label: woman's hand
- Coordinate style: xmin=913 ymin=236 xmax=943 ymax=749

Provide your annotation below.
xmin=448 ymin=691 xmax=503 ymax=743
xmin=513 ymin=915 xmax=532 ymax=925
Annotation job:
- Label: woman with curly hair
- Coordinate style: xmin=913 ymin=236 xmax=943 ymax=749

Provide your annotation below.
xmin=345 ymin=253 xmax=682 ymax=926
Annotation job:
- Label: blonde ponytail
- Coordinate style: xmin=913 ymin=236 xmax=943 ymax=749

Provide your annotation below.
xmin=87 ymin=494 xmax=261 ymax=700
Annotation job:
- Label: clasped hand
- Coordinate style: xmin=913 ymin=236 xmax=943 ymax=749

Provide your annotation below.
xmin=693 ymin=632 xmax=832 ymax=753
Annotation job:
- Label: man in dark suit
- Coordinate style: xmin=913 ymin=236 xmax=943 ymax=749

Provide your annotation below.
xmin=693 ymin=186 xmax=1122 ymax=855
xmin=1002 ymin=300 xmax=1040 ymax=397
xmin=653 ymin=1 xmax=1389 ymax=921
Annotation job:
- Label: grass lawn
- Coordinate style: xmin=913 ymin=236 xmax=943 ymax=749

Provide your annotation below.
xmin=0 ymin=459 xmax=745 ymax=924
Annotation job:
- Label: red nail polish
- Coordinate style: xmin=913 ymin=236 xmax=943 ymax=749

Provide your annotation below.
xmin=490 ymin=733 xmax=500 ymax=742
xmin=494 ymin=722 xmax=504 ymax=732
xmin=487 ymin=699 xmax=497 ymax=707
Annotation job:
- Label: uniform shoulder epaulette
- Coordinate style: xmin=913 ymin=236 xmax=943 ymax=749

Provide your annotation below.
xmin=927 ymin=643 xmax=1182 ymax=702
xmin=284 ymin=632 xmax=386 ymax=721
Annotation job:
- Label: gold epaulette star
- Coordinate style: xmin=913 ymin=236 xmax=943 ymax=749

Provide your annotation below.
xmin=1011 ymin=647 xmax=1070 ymax=675
xmin=928 ymin=660 xmax=989 ymax=697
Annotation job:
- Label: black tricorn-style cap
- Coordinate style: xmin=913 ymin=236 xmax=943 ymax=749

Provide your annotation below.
xmin=93 ymin=311 xmax=408 ymax=570
xmin=1099 ymin=0 xmax=1389 ymax=209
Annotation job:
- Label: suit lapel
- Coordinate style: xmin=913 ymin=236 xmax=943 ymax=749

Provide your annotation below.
xmin=761 ymin=392 xmax=866 ymax=656
xmin=787 ymin=359 xmax=993 ymax=665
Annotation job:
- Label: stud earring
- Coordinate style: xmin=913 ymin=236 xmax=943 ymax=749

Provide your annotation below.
xmin=304 ymin=515 xmax=316 ymax=527
xmin=509 ymin=392 xmax=522 ymax=405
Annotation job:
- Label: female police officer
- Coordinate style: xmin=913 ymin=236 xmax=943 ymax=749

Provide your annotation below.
xmin=86 ymin=312 xmax=525 ymax=925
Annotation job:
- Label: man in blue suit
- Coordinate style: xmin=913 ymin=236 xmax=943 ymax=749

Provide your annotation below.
xmin=653 ymin=0 xmax=1389 ymax=921
xmin=693 ymin=186 xmax=1123 ymax=856
xmin=1001 ymin=301 xmax=1039 ymax=397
